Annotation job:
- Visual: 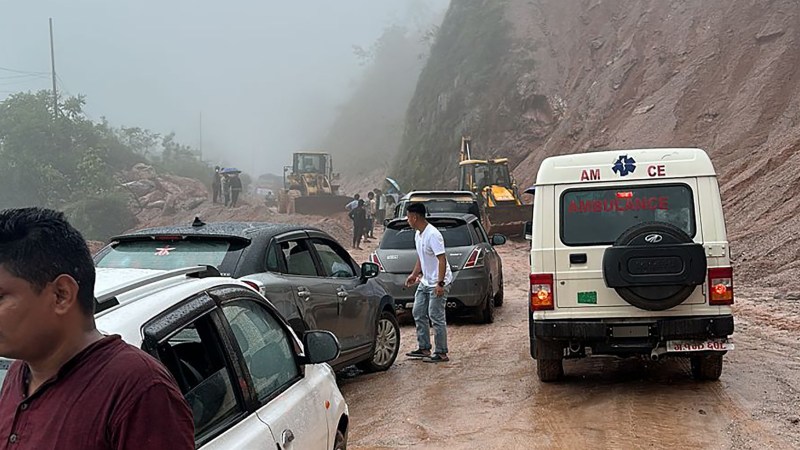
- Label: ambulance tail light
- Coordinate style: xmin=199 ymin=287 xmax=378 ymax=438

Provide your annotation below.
xmin=708 ymin=267 xmax=734 ymax=305
xmin=530 ymin=273 xmax=554 ymax=311
xmin=370 ymin=252 xmax=385 ymax=272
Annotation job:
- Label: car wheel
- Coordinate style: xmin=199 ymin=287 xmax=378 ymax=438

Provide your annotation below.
xmin=480 ymin=285 xmax=495 ymax=324
xmin=537 ymin=359 xmax=564 ymax=382
xmin=494 ymin=275 xmax=504 ymax=307
xmin=356 ymin=311 xmax=400 ymax=372
xmin=535 ymin=339 xmax=564 ymax=382
xmin=690 ymin=353 xmax=723 ymax=381
xmin=603 ymin=221 xmax=706 ymax=311
xmin=333 ymin=429 xmax=346 ymax=450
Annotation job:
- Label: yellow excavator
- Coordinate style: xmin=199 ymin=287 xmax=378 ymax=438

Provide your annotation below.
xmin=458 ymin=136 xmax=530 ymax=236
xmin=280 ymin=152 xmax=353 ymax=215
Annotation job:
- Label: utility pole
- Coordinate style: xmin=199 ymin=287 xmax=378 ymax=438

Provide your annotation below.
xmin=199 ymin=111 xmax=203 ymax=160
xmin=49 ymin=18 xmax=58 ymax=119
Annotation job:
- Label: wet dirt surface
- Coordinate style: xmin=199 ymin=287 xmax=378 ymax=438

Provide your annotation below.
xmin=340 ymin=239 xmax=800 ymax=449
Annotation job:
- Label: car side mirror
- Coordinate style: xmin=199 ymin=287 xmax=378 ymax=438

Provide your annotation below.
xmin=524 ymin=221 xmax=533 ymax=241
xmin=491 ymin=234 xmax=507 ymax=246
xmin=383 ymin=219 xmax=390 ymax=227
xmin=361 ymin=262 xmax=380 ymax=280
xmin=302 ymin=331 xmax=340 ymax=364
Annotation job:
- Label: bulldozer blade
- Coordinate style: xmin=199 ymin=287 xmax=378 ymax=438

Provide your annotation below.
xmin=483 ymin=203 xmax=531 ymax=237
xmin=293 ymin=195 xmax=354 ymax=216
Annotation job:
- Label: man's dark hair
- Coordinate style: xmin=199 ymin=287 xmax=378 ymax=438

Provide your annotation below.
xmin=368 ymin=192 xmax=375 ymax=199
xmin=407 ymin=202 xmax=427 ymax=217
xmin=354 ymin=193 xmax=360 ymax=200
xmin=0 ymin=208 xmax=96 ymax=315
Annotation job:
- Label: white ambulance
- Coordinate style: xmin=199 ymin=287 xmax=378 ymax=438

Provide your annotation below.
xmin=529 ymin=148 xmax=734 ymax=382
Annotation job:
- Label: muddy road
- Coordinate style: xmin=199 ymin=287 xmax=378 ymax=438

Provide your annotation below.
xmin=341 ymin=240 xmax=800 ymax=449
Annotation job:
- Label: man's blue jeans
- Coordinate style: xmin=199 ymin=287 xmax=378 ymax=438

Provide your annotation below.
xmin=412 ymin=283 xmax=449 ymax=355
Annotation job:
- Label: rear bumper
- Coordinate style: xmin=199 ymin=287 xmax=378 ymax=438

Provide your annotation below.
xmin=530 ymin=315 xmax=734 ymax=358
xmin=379 ymin=269 xmax=490 ymax=311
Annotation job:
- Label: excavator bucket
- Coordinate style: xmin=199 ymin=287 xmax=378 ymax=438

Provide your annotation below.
xmin=482 ymin=203 xmax=531 ymax=237
xmin=293 ymin=195 xmax=354 ymax=216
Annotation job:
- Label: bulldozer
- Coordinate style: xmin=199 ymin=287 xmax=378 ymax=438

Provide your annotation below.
xmin=458 ymin=136 xmax=530 ymax=237
xmin=279 ymin=152 xmax=353 ymax=215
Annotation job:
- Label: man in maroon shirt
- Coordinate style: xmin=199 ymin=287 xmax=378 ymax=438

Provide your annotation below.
xmin=0 ymin=208 xmax=194 ymax=449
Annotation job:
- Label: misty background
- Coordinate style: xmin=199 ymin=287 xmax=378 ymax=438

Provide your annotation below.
xmin=0 ymin=0 xmax=449 ymax=176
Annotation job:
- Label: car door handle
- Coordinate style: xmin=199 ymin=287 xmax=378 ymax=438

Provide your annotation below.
xmin=569 ymin=253 xmax=587 ymax=264
xmin=281 ymin=429 xmax=294 ymax=447
xmin=337 ymin=290 xmax=348 ymax=298
xmin=297 ymin=287 xmax=311 ymax=299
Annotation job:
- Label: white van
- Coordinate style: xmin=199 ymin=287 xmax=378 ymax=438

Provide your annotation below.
xmin=529 ymin=148 xmax=734 ymax=382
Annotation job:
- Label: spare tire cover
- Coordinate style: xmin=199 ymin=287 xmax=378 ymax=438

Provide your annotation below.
xmin=602 ymin=221 xmax=707 ymax=311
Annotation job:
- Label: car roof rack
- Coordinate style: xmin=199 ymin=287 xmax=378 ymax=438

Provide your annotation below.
xmin=95 ymin=265 xmax=221 ymax=314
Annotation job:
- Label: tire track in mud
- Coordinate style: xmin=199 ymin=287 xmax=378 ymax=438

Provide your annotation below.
xmin=339 ymin=242 xmax=800 ymax=449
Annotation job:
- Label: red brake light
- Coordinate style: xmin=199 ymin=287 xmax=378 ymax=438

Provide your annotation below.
xmin=530 ymin=273 xmax=554 ymax=311
xmin=370 ymin=253 xmax=385 ymax=272
xmin=463 ymin=248 xmax=484 ymax=269
xmin=616 ymin=192 xmax=633 ymax=199
xmin=708 ymin=267 xmax=733 ymax=305
xmin=154 ymin=235 xmax=182 ymax=241
xmin=242 ymin=280 xmax=262 ymax=294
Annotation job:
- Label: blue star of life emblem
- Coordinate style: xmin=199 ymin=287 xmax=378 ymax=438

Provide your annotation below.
xmin=612 ymin=155 xmax=636 ymax=176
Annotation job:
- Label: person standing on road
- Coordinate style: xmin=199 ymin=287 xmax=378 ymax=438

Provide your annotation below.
xmin=374 ymin=188 xmax=386 ymax=225
xmin=221 ymin=172 xmax=231 ymax=207
xmin=366 ymin=191 xmax=377 ymax=239
xmin=404 ymin=202 xmax=452 ymax=363
xmin=211 ymin=166 xmax=222 ymax=204
xmin=349 ymin=199 xmax=367 ymax=250
xmin=0 ymin=207 xmax=194 ymax=450
xmin=345 ymin=193 xmax=360 ymax=212
xmin=229 ymin=173 xmax=243 ymax=208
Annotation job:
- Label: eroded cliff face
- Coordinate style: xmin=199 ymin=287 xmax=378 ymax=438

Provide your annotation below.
xmin=393 ymin=0 xmax=800 ymax=286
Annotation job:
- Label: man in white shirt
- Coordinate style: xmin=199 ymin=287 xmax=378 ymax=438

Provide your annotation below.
xmin=345 ymin=193 xmax=361 ymax=212
xmin=404 ymin=202 xmax=452 ymax=363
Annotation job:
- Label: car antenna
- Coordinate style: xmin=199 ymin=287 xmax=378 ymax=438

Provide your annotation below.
xmin=192 ymin=216 xmax=206 ymax=227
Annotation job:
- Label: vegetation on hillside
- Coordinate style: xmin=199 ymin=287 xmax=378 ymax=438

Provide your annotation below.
xmin=391 ymin=0 xmax=512 ymax=190
xmin=0 ymin=90 xmax=209 ymax=239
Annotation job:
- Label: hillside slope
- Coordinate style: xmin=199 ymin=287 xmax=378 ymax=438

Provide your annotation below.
xmin=394 ymin=0 xmax=800 ymax=287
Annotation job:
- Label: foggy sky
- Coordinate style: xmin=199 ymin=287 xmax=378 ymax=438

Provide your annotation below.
xmin=0 ymin=0 xmax=449 ymax=175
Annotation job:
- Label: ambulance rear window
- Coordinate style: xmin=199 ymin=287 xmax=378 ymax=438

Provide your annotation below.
xmin=560 ymin=184 xmax=695 ymax=246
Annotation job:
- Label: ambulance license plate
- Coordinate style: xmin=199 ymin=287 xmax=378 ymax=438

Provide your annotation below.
xmin=666 ymin=340 xmax=733 ymax=352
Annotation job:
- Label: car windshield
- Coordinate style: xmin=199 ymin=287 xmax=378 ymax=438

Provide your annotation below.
xmin=560 ymin=184 xmax=696 ymax=246
xmin=401 ymin=199 xmax=480 ymax=218
xmin=381 ymin=221 xmax=473 ymax=250
xmin=95 ymin=239 xmax=232 ymax=270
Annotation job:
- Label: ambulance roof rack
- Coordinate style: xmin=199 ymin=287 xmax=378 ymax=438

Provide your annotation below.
xmin=95 ymin=265 xmax=221 ymax=313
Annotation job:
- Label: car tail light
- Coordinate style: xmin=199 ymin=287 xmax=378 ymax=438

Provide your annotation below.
xmin=530 ymin=273 xmax=554 ymax=311
xmin=370 ymin=252 xmax=385 ymax=272
xmin=708 ymin=267 xmax=734 ymax=305
xmin=463 ymin=248 xmax=484 ymax=269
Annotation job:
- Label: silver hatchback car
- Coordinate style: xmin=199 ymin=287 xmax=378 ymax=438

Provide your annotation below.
xmin=370 ymin=214 xmax=506 ymax=323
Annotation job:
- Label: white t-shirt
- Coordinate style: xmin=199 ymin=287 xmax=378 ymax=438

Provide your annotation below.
xmin=415 ymin=223 xmax=453 ymax=287
xmin=345 ymin=200 xmax=358 ymax=211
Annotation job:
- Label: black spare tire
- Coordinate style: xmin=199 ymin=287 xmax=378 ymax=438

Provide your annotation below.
xmin=602 ymin=222 xmax=706 ymax=311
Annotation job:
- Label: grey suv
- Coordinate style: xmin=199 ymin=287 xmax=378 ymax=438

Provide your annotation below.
xmin=94 ymin=220 xmax=400 ymax=373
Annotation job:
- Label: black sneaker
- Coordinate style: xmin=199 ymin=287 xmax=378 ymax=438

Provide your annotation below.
xmin=405 ymin=349 xmax=431 ymax=358
xmin=423 ymin=353 xmax=450 ymax=363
